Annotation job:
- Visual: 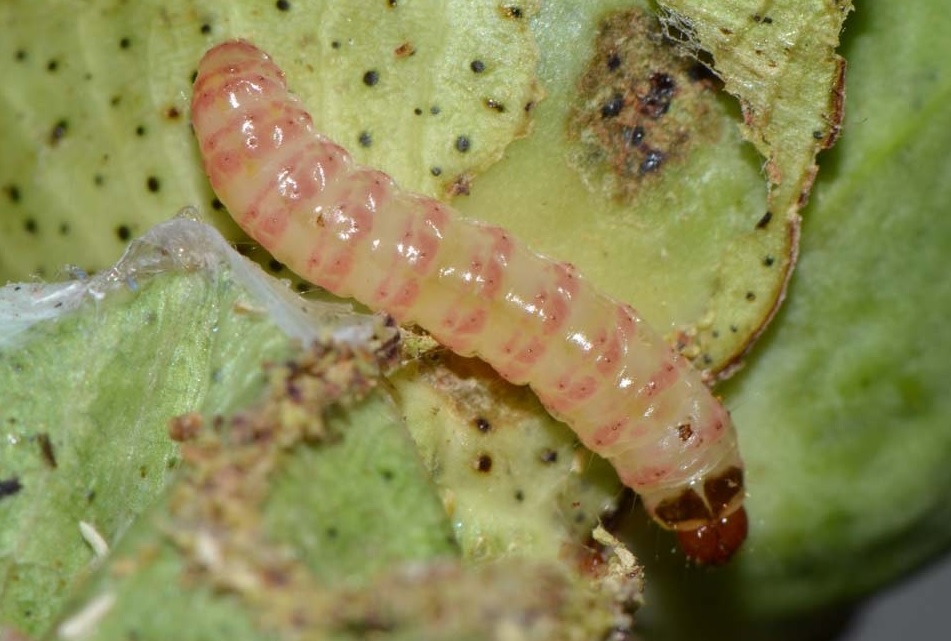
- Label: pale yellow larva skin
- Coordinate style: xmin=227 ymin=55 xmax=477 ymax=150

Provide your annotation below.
xmin=192 ymin=41 xmax=745 ymax=533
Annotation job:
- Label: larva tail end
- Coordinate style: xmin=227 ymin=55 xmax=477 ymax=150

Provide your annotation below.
xmin=676 ymin=506 xmax=748 ymax=565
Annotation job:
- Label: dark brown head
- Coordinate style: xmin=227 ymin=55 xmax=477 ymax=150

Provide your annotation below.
xmin=648 ymin=465 xmax=747 ymax=564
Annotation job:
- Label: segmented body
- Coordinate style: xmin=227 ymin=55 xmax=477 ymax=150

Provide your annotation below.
xmin=192 ymin=40 xmax=746 ymax=561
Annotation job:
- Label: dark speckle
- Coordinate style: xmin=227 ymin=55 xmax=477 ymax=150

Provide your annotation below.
xmin=60 ymin=222 xmax=70 ymax=235
xmin=110 ymin=95 xmax=122 ymax=107
xmin=325 ymin=527 xmax=338 ymax=539
xmin=413 ymin=107 xmax=422 ymax=115
xmin=362 ymin=69 xmax=380 ymax=86
xmin=475 ymin=454 xmax=493 ymax=473
xmin=484 ymin=98 xmax=506 ymax=113
xmin=275 ymin=0 xmax=291 ymax=11
xmin=146 ymin=176 xmax=161 ymax=193
xmin=211 ymin=197 xmax=224 ymax=211
xmin=0 ymin=477 xmax=23 ymax=500
xmin=745 ymin=291 xmax=756 ymax=301
xmin=388 ymin=0 xmax=398 ymax=6
xmin=331 ymin=40 xmax=341 ymax=49
xmin=622 ymin=125 xmax=645 ymax=147
xmin=165 ymin=106 xmax=181 ymax=120
xmin=539 ymin=449 xmax=558 ymax=464
xmin=93 ymin=174 xmax=105 ymax=186
xmin=135 ymin=125 xmax=146 ymax=137
xmin=470 ymin=59 xmax=486 ymax=73
xmin=812 ymin=130 xmax=825 ymax=140
xmin=514 ymin=489 xmax=525 ymax=501
xmin=46 ymin=59 xmax=59 ymax=72
xmin=600 ymin=93 xmax=624 ymax=118
xmin=455 ymin=135 xmax=471 ymax=153
xmin=639 ymin=148 xmax=665 ymax=174
xmin=379 ymin=468 xmax=395 ymax=481
xmin=677 ymin=423 xmax=694 ymax=442
xmin=763 ymin=255 xmax=775 ymax=267
xmin=501 ymin=5 xmax=523 ymax=19
xmin=474 ymin=417 xmax=492 ymax=433
xmin=358 ymin=130 xmax=372 ymax=147
xmin=267 ymin=258 xmax=284 ymax=272
xmin=755 ymin=211 xmax=773 ymax=229
xmin=430 ymin=105 xmax=441 ymax=115
xmin=119 ymin=37 xmax=131 ymax=50
xmin=607 ymin=52 xmax=621 ymax=71
xmin=4 ymin=184 xmax=21 ymax=204
xmin=24 ymin=218 xmax=37 ymax=234
xmin=49 ymin=119 xmax=69 ymax=146
xmin=430 ymin=166 xmax=442 ymax=176
xmin=200 ymin=23 xmax=212 ymax=35
xmin=394 ymin=42 xmax=416 ymax=57
xmin=639 ymin=72 xmax=677 ymax=118
xmin=116 ymin=225 xmax=132 ymax=241
xmin=37 ymin=433 xmax=57 ymax=468
xmin=14 ymin=49 xmax=27 ymax=62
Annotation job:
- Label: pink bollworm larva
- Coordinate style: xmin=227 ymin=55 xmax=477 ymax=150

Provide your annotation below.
xmin=191 ymin=40 xmax=747 ymax=563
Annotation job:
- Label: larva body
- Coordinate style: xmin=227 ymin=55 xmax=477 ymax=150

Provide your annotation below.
xmin=192 ymin=41 xmax=747 ymax=562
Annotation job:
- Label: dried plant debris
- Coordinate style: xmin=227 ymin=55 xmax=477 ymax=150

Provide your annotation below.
xmin=0 ymin=0 xmax=541 ymax=280
xmin=164 ymin=342 xmax=418 ymax=607
xmin=390 ymin=351 xmax=623 ymax=562
xmin=43 ymin=343 xmax=640 ymax=641
xmin=656 ymin=0 xmax=852 ymax=375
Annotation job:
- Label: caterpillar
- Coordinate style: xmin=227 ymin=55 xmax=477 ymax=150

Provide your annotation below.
xmin=192 ymin=40 xmax=747 ymax=564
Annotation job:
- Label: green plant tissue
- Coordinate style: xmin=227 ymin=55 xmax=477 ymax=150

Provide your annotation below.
xmin=0 ymin=217 xmax=436 ymax=635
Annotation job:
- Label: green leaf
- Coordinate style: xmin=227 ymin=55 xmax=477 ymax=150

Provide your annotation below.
xmin=0 ymin=265 xmax=291 ymax=633
xmin=0 ymin=218 xmax=418 ymax=635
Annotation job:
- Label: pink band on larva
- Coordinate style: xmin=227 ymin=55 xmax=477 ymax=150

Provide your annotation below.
xmin=192 ymin=40 xmax=748 ymax=563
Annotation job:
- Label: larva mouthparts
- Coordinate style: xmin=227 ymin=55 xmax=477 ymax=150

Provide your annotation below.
xmin=191 ymin=39 xmax=747 ymax=564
